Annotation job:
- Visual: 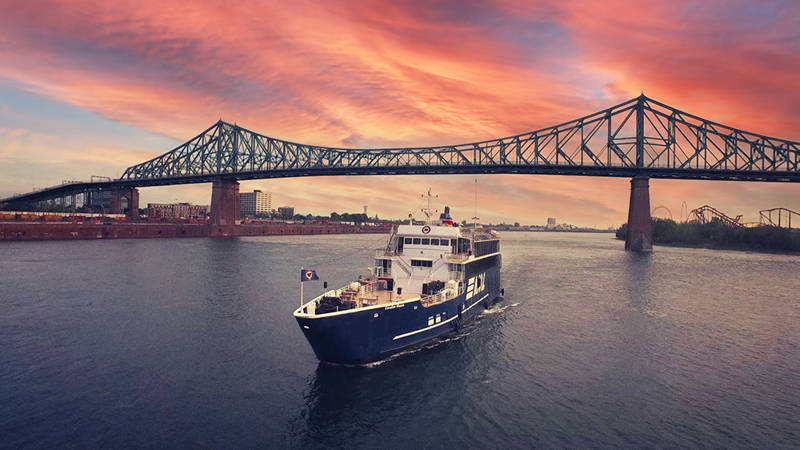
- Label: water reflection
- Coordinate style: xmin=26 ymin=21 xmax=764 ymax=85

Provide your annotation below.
xmin=4 ymin=233 xmax=798 ymax=448
xmin=623 ymin=251 xmax=653 ymax=309
xmin=203 ymin=238 xmax=249 ymax=318
xmin=292 ymin=331 xmax=480 ymax=447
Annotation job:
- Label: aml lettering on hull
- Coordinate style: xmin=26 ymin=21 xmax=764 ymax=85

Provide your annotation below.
xmin=467 ymin=273 xmax=486 ymax=299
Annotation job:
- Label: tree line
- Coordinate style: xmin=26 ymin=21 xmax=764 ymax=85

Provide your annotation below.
xmin=616 ymin=218 xmax=800 ymax=252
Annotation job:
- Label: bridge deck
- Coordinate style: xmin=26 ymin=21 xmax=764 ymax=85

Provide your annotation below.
xmin=3 ymin=95 xmax=800 ymax=206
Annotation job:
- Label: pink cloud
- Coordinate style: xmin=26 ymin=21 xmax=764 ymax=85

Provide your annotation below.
xmin=0 ymin=0 xmax=798 ymax=226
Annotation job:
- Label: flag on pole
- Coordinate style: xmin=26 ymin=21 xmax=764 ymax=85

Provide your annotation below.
xmin=300 ymin=269 xmax=319 ymax=282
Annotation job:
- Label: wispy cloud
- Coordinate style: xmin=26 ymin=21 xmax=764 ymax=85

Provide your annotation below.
xmin=0 ymin=0 xmax=797 ymax=225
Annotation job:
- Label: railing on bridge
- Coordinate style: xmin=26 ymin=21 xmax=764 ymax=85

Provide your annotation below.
xmin=1 ymin=176 xmax=116 ymax=205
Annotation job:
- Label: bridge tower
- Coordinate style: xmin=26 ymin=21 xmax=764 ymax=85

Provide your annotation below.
xmin=210 ymin=180 xmax=240 ymax=228
xmin=109 ymin=188 xmax=140 ymax=218
xmin=624 ymin=95 xmax=653 ymax=252
xmin=625 ymin=176 xmax=652 ymax=252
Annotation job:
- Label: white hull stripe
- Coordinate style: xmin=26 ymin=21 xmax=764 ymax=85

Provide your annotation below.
xmin=392 ymin=293 xmax=489 ymax=341
xmin=464 ymin=293 xmax=488 ymax=314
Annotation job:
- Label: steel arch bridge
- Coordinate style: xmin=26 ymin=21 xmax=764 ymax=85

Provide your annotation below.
xmin=2 ymin=94 xmax=800 ymax=208
xmin=118 ymin=94 xmax=800 ymax=186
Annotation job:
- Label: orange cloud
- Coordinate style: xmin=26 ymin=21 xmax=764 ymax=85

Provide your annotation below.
xmin=0 ymin=0 xmax=798 ymax=226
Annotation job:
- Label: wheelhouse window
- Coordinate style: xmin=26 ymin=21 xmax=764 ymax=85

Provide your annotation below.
xmin=413 ymin=238 xmax=421 ymax=245
xmin=430 ymin=239 xmax=439 ymax=245
xmin=474 ymin=240 xmax=500 ymax=256
xmin=404 ymin=237 xmax=412 ymax=244
xmin=421 ymin=238 xmax=430 ymax=245
xmin=440 ymin=239 xmax=450 ymax=246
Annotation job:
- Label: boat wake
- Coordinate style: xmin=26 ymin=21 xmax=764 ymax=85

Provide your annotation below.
xmin=480 ymin=302 xmax=519 ymax=315
xmin=360 ymin=331 xmax=475 ymax=368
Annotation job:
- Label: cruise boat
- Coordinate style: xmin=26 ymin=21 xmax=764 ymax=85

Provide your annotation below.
xmin=293 ymin=202 xmax=502 ymax=365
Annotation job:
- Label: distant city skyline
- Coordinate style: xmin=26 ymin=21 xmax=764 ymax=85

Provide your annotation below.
xmin=0 ymin=1 xmax=798 ymax=227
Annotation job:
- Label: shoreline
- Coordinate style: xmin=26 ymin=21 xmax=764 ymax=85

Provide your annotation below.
xmin=615 ymin=236 xmax=800 ymax=255
xmin=615 ymin=217 xmax=800 ymax=255
xmin=0 ymin=222 xmax=389 ymax=242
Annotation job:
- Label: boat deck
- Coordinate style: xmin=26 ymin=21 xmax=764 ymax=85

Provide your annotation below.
xmin=341 ymin=288 xmax=419 ymax=307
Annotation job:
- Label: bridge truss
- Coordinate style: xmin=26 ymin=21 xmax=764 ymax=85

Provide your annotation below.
xmin=120 ymin=95 xmax=800 ymax=185
xmin=3 ymin=95 xmax=800 ymax=207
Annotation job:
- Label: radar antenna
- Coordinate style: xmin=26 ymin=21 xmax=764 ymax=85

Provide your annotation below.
xmin=420 ymin=188 xmax=439 ymax=224
xmin=471 ymin=179 xmax=479 ymax=226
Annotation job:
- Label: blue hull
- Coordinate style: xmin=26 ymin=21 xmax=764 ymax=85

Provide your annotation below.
xmin=296 ymin=258 xmax=501 ymax=365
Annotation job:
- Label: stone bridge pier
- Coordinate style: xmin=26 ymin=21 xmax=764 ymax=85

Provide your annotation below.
xmin=210 ymin=180 xmax=240 ymax=227
xmin=625 ymin=176 xmax=652 ymax=252
xmin=110 ymin=188 xmax=140 ymax=218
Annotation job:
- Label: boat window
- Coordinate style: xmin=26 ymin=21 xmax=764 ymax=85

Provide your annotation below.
xmin=404 ymin=237 xmax=412 ymax=244
xmin=421 ymin=238 xmax=430 ymax=245
xmin=413 ymin=238 xmax=421 ymax=244
xmin=430 ymin=239 xmax=439 ymax=245
xmin=441 ymin=239 xmax=450 ymax=246
xmin=374 ymin=259 xmax=391 ymax=268
xmin=411 ymin=259 xmax=433 ymax=267
xmin=474 ymin=240 xmax=500 ymax=256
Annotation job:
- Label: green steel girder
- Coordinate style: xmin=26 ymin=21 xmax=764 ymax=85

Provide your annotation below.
xmin=3 ymin=95 xmax=800 ymax=207
xmin=119 ymin=95 xmax=800 ymax=183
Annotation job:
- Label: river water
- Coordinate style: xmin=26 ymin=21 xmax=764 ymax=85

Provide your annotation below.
xmin=1 ymin=233 xmax=798 ymax=448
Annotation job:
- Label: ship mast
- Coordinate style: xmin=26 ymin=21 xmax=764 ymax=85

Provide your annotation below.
xmin=472 ymin=179 xmax=479 ymax=254
xmin=472 ymin=178 xmax=479 ymax=226
xmin=420 ymin=187 xmax=438 ymax=224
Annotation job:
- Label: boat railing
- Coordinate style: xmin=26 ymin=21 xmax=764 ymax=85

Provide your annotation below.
xmin=393 ymin=258 xmax=412 ymax=276
xmin=375 ymin=249 xmax=401 ymax=257
xmin=315 ymin=282 xmax=387 ymax=313
xmin=420 ymin=286 xmax=458 ymax=308
xmin=446 ymin=253 xmax=470 ymax=263
xmin=420 ymin=294 xmax=440 ymax=307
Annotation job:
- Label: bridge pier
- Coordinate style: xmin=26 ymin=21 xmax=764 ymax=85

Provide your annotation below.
xmin=110 ymin=188 xmax=140 ymax=218
xmin=210 ymin=180 xmax=240 ymax=227
xmin=625 ymin=176 xmax=652 ymax=252
xmin=129 ymin=189 xmax=139 ymax=218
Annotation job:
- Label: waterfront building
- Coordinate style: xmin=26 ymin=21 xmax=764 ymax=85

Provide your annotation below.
xmin=240 ymin=190 xmax=272 ymax=217
xmin=546 ymin=217 xmax=557 ymax=229
xmin=278 ymin=206 xmax=294 ymax=219
xmin=147 ymin=202 xmax=208 ymax=219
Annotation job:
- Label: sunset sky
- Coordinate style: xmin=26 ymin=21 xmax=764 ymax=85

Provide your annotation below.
xmin=0 ymin=0 xmax=798 ymax=226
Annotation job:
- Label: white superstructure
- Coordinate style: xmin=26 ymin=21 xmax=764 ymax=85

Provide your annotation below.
xmin=376 ymin=224 xmax=462 ymax=294
xmin=291 ymin=198 xmax=503 ymax=365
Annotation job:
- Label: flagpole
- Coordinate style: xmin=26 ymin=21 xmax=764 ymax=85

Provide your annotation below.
xmin=300 ymin=266 xmax=304 ymax=307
